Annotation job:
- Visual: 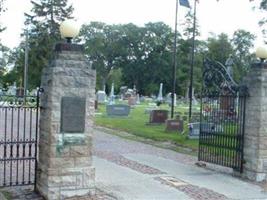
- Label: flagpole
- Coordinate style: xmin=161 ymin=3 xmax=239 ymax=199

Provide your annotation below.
xmin=189 ymin=0 xmax=197 ymax=121
xmin=171 ymin=0 xmax=179 ymax=119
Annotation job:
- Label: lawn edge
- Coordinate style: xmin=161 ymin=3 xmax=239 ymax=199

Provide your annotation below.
xmin=94 ymin=125 xmax=198 ymax=156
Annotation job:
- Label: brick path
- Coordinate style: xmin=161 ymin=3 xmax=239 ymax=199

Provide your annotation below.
xmin=93 ymin=128 xmax=231 ymax=200
xmin=155 ymin=177 xmax=229 ymax=200
xmin=94 ymin=150 xmax=165 ymax=175
xmin=1 ymin=126 xmax=263 ymax=200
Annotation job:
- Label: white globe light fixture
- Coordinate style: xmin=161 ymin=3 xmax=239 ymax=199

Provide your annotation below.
xmin=59 ymin=19 xmax=80 ymax=43
xmin=256 ymin=46 xmax=267 ymax=63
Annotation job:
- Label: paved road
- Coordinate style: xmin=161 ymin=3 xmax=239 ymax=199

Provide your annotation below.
xmin=93 ymin=128 xmax=267 ymax=200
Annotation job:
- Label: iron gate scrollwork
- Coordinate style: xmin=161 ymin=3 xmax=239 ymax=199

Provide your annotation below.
xmin=198 ymin=58 xmax=248 ymax=172
xmin=0 ymin=89 xmax=42 ymax=187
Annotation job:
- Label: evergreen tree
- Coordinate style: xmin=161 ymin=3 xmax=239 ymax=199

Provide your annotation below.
xmin=231 ymin=30 xmax=255 ymax=81
xmin=14 ymin=0 xmax=74 ymax=89
xmin=0 ymin=0 xmax=9 ymax=87
xmin=0 ymin=0 xmax=6 ymax=33
xmin=257 ymin=0 xmax=267 ymax=41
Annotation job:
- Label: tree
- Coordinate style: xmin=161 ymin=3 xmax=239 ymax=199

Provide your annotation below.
xmin=206 ymin=33 xmax=233 ymax=64
xmin=179 ymin=9 xmax=202 ymax=96
xmin=80 ymin=22 xmax=125 ymax=92
xmin=231 ymin=30 xmax=255 ymax=81
xmin=0 ymin=0 xmax=6 ymax=33
xmin=255 ymin=0 xmax=267 ymax=41
xmin=120 ymin=22 xmax=174 ymax=95
xmin=13 ymin=0 xmax=74 ymax=89
xmin=0 ymin=0 xmax=9 ymax=87
xmin=181 ymin=10 xmax=200 ymax=39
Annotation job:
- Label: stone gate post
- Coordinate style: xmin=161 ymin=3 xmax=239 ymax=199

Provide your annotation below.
xmin=36 ymin=43 xmax=96 ymax=199
xmin=243 ymin=63 xmax=267 ymax=181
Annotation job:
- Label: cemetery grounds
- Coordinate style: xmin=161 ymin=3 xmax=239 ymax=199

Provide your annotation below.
xmin=95 ymin=101 xmax=199 ymax=154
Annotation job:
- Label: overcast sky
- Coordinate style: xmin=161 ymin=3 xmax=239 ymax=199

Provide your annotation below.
xmin=0 ymin=0 xmax=265 ymax=49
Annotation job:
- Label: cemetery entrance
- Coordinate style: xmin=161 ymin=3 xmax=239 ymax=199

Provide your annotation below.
xmin=0 ymin=90 xmax=41 ymax=187
xmin=198 ymin=58 xmax=248 ymax=173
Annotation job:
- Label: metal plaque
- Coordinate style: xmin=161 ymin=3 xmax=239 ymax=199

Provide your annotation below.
xmin=61 ymin=97 xmax=86 ymax=133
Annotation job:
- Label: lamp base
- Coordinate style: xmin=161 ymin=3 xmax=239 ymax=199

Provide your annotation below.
xmin=252 ymin=61 xmax=267 ymax=68
xmin=66 ymin=37 xmax=72 ymax=43
xmin=54 ymin=42 xmax=84 ymax=52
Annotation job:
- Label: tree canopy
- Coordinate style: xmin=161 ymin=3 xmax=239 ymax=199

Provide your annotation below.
xmin=1 ymin=0 xmax=259 ymax=97
xmin=8 ymin=0 xmax=73 ymax=89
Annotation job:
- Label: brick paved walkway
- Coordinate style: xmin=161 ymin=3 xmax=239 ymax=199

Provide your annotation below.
xmin=94 ymin=150 xmax=165 ymax=175
xmin=155 ymin=177 xmax=229 ymax=200
xmin=1 ymin=127 xmax=266 ymax=199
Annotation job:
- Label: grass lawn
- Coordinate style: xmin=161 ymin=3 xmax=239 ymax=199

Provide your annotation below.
xmin=95 ymin=102 xmax=199 ymax=151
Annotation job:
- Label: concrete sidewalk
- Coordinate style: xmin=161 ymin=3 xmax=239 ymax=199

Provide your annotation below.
xmin=93 ymin=128 xmax=267 ymax=200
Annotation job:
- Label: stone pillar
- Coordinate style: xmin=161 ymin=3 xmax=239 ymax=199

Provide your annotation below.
xmin=243 ymin=63 xmax=267 ymax=181
xmin=37 ymin=43 xmax=96 ymax=199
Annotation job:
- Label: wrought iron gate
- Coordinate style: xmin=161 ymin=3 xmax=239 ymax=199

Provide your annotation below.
xmin=0 ymin=90 xmax=41 ymax=187
xmin=198 ymin=58 xmax=248 ymax=172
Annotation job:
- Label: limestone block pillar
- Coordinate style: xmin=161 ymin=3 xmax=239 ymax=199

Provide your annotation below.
xmin=37 ymin=43 xmax=96 ymax=199
xmin=243 ymin=63 xmax=267 ymax=181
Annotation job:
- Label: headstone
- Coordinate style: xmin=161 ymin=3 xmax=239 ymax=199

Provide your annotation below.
xmin=157 ymin=83 xmax=163 ymax=102
xmin=7 ymin=82 xmax=16 ymax=95
xmin=108 ymin=82 xmax=115 ymax=105
xmin=106 ymin=104 xmax=130 ymax=116
xmin=166 ymin=92 xmax=176 ymax=106
xmin=119 ymin=86 xmax=128 ymax=100
xmin=188 ymin=122 xmax=223 ymax=139
xmin=191 ymin=88 xmax=198 ymax=105
xmin=128 ymin=96 xmax=136 ymax=107
xmin=165 ymin=119 xmax=184 ymax=132
xmin=140 ymin=95 xmax=145 ymax=103
xmin=125 ymin=88 xmax=134 ymax=99
xmin=97 ymin=90 xmax=106 ymax=103
xmin=149 ymin=110 xmax=168 ymax=124
xmin=136 ymin=93 xmax=140 ymax=104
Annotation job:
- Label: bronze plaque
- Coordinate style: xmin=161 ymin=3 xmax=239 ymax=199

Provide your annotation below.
xmin=61 ymin=97 xmax=86 ymax=133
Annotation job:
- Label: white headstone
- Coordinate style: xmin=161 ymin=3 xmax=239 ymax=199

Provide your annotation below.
xmin=136 ymin=93 xmax=140 ymax=104
xmin=109 ymin=83 xmax=115 ymax=105
xmin=166 ymin=92 xmax=176 ymax=106
xmin=157 ymin=83 xmax=163 ymax=102
xmin=7 ymin=82 xmax=16 ymax=95
xmin=192 ymin=88 xmax=198 ymax=105
xmin=97 ymin=90 xmax=107 ymax=103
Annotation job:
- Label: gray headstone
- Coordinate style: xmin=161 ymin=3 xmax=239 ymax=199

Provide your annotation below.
xmin=60 ymin=97 xmax=86 ymax=133
xmin=188 ymin=122 xmax=223 ymax=139
xmin=97 ymin=90 xmax=106 ymax=103
xmin=106 ymin=104 xmax=130 ymax=116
